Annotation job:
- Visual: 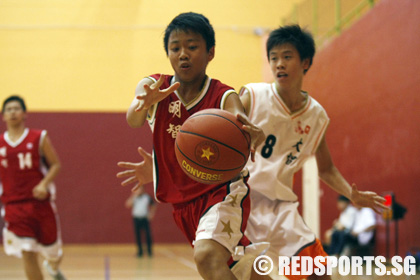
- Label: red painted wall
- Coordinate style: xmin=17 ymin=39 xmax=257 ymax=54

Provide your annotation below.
xmin=1 ymin=112 xmax=188 ymax=244
xmin=304 ymin=0 xmax=420 ymax=256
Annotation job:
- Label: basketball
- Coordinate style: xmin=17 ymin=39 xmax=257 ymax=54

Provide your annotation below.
xmin=175 ymin=109 xmax=251 ymax=184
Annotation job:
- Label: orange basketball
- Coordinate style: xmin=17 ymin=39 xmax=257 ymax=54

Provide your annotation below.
xmin=175 ymin=109 xmax=251 ymax=184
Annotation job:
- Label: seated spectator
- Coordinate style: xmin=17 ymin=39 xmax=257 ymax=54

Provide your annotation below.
xmin=324 ymin=195 xmax=357 ymax=256
xmin=342 ymin=205 xmax=376 ymax=256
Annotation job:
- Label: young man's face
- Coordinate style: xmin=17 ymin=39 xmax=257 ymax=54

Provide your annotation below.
xmin=167 ymin=30 xmax=214 ymax=83
xmin=2 ymin=100 xmax=26 ymax=126
xmin=268 ymin=43 xmax=309 ymax=90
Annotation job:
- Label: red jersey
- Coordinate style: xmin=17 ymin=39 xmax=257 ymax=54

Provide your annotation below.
xmin=147 ymin=74 xmax=237 ymax=204
xmin=0 ymin=128 xmax=48 ymax=204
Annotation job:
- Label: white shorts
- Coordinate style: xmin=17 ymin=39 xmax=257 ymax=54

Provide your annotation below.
xmin=245 ymin=191 xmax=316 ymax=259
xmin=3 ymin=228 xmax=63 ymax=261
xmin=194 ymin=176 xmax=251 ymax=254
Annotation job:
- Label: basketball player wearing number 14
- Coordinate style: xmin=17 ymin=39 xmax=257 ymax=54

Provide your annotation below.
xmin=239 ymin=25 xmax=387 ymax=280
xmin=0 ymin=96 xmax=66 ymax=280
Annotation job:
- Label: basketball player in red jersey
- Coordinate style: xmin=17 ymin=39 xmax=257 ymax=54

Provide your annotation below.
xmin=0 ymin=96 xmax=66 ymax=280
xmin=119 ymin=12 xmax=266 ymax=280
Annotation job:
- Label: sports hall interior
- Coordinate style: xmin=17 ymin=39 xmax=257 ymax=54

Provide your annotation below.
xmin=0 ymin=0 xmax=419 ymax=279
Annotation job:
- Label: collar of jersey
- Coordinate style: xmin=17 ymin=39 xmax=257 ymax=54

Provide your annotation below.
xmin=4 ymin=128 xmax=30 ymax=147
xmin=271 ymin=83 xmax=311 ymax=118
xmin=173 ymin=76 xmax=211 ymax=110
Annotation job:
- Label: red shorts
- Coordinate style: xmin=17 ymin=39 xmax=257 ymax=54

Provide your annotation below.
xmin=4 ymin=200 xmax=58 ymax=245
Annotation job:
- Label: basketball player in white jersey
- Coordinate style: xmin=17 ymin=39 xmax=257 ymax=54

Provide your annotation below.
xmin=239 ymin=25 xmax=387 ymax=280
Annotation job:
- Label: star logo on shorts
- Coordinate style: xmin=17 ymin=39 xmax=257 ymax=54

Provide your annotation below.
xmin=7 ymin=239 xmax=12 ymax=245
xmin=221 ymin=220 xmax=233 ymax=239
xmin=229 ymin=194 xmax=238 ymax=207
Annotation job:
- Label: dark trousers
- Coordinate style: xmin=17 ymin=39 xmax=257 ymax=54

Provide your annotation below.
xmin=133 ymin=217 xmax=153 ymax=256
xmin=327 ymin=230 xmax=348 ymax=255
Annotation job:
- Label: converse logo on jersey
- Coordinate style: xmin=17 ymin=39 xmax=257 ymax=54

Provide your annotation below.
xmin=26 ymin=142 xmax=33 ymax=149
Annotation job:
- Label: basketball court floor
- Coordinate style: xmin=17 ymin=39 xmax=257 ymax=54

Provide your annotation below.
xmin=1 ymin=243 xmax=418 ymax=280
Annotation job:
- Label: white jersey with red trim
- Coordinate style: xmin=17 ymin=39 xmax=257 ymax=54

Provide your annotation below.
xmin=240 ymin=82 xmax=329 ymax=201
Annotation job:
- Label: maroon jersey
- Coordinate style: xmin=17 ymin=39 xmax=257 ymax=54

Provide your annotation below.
xmin=0 ymin=129 xmax=47 ymax=204
xmin=147 ymin=74 xmax=237 ymax=204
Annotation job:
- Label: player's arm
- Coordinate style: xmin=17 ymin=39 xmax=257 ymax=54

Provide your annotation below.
xmin=127 ymin=75 xmax=180 ymax=128
xmin=316 ymin=136 xmax=386 ymax=213
xmin=33 ymin=134 xmax=61 ymax=200
xmin=224 ymin=92 xmax=265 ymax=161
xmin=238 ymin=86 xmax=251 ymax=117
xmin=127 ymin=78 xmax=154 ymax=128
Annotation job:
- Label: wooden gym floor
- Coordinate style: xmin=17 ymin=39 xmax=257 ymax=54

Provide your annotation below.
xmin=0 ymin=244 xmax=419 ymax=280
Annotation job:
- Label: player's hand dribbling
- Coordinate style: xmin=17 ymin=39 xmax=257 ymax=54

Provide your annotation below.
xmin=350 ymin=184 xmax=388 ymax=214
xmin=236 ymin=114 xmax=266 ymax=162
xmin=117 ymin=147 xmax=153 ymax=191
xmin=135 ymin=74 xmax=180 ymax=111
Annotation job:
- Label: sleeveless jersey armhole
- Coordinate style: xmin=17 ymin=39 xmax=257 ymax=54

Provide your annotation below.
xmin=220 ymin=89 xmax=237 ymax=110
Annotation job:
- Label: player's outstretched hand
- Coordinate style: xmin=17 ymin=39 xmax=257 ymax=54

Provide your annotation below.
xmin=236 ymin=114 xmax=266 ymax=162
xmin=135 ymin=74 xmax=180 ymax=111
xmin=350 ymin=184 xmax=388 ymax=214
xmin=117 ymin=147 xmax=153 ymax=191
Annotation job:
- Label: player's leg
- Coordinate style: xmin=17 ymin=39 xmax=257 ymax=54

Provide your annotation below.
xmin=194 ymin=171 xmax=264 ymax=280
xmin=246 ymin=194 xmax=326 ymax=280
xmin=38 ymin=201 xmax=66 ymax=280
xmin=22 ymin=251 xmax=43 ymax=280
xmin=194 ymin=239 xmax=237 ymax=280
xmin=3 ymin=203 xmax=45 ymax=280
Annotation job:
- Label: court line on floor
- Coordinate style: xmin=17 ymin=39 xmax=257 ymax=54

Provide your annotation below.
xmin=160 ymin=248 xmax=197 ymax=271
xmin=104 ymin=255 xmax=110 ymax=280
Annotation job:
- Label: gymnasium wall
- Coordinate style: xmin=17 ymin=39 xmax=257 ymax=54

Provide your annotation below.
xmin=0 ymin=0 xmax=303 ymax=243
xmin=302 ymin=0 xmax=420 ymax=256
xmin=0 ymin=0 xmax=304 ymax=112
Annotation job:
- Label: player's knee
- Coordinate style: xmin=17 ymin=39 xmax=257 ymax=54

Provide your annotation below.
xmin=22 ymin=251 xmax=37 ymax=261
xmin=194 ymin=240 xmax=230 ymax=270
xmin=194 ymin=245 xmax=214 ymax=269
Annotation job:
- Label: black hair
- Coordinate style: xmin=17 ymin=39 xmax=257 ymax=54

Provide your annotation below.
xmin=338 ymin=195 xmax=350 ymax=203
xmin=163 ymin=12 xmax=215 ymax=55
xmin=266 ymin=25 xmax=315 ymax=73
xmin=2 ymin=95 xmax=26 ymax=114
